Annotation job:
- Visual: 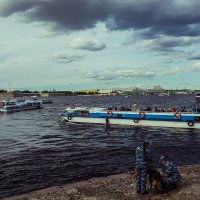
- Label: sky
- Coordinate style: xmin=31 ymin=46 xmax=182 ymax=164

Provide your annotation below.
xmin=0 ymin=0 xmax=200 ymax=91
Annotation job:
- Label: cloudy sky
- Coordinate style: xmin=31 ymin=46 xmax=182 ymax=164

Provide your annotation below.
xmin=0 ymin=0 xmax=200 ymax=91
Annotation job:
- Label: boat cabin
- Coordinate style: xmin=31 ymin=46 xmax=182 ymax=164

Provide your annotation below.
xmin=0 ymin=100 xmax=16 ymax=107
xmin=65 ymin=107 xmax=90 ymax=117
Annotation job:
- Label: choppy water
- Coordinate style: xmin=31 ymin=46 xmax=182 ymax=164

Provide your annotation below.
xmin=0 ymin=94 xmax=200 ymax=199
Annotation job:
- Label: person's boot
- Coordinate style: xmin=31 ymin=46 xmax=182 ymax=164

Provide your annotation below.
xmin=141 ymin=191 xmax=149 ymax=195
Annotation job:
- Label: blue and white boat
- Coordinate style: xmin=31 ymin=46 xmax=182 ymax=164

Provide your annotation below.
xmin=0 ymin=99 xmax=43 ymax=112
xmin=62 ymin=107 xmax=200 ymax=129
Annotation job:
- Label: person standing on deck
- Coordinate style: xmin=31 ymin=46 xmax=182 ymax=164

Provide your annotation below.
xmin=131 ymin=101 xmax=137 ymax=111
xmin=135 ymin=140 xmax=152 ymax=195
xmin=192 ymin=105 xmax=197 ymax=113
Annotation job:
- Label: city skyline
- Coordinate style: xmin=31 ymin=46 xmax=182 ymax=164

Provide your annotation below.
xmin=0 ymin=0 xmax=200 ymax=91
xmin=0 ymin=84 xmax=198 ymax=93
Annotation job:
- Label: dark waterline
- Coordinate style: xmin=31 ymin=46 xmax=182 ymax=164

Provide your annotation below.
xmin=0 ymin=94 xmax=200 ymax=198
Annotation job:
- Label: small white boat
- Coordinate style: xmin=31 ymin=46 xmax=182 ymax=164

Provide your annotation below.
xmin=62 ymin=107 xmax=200 ymax=129
xmin=0 ymin=99 xmax=43 ymax=112
xmin=158 ymin=92 xmax=170 ymax=96
xmin=30 ymin=96 xmax=53 ymax=104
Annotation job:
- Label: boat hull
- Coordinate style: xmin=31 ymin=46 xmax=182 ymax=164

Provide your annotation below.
xmin=0 ymin=106 xmax=42 ymax=113
xmin=62 ymin=116 xmax=200 ymax=129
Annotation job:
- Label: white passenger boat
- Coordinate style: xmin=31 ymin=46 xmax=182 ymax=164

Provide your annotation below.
xmin=0 ymin=99 xmax=43 ymax=112
xmin=62 ymin=107 xmax=200 ymax=129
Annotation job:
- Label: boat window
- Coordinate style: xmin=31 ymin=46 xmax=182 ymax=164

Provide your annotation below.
xmin=117 ymin=114 xmax=122 ymax=118
xmin=33 ymin=102 xmax=40 ymax=106
xmin=7 ymin=102 xmax=16 ymax=105
xmin=77 ymin=111 xmax=89 ymax=117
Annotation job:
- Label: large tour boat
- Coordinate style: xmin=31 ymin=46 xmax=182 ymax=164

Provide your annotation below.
xmin=62 ymin=107 xmax=200 ymax=129
xmin=0 ymin=99 xmax=43 ymax=112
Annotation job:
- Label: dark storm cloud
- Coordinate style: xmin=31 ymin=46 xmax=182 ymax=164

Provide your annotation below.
xmin=0 ymin=0 xmax=36 ymax=17
xmin=1 ymin=0 xmax=200 ymax=37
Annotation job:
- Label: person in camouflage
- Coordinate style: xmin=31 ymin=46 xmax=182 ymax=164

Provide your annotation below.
xmin=159 ymin=155 xmax=181 ymax=189
xmin=135 ymin=140 xmax=152 ymax=195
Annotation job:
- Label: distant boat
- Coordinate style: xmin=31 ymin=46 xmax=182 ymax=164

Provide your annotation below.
xmin=0 ymin=99 xmax=42 ymax=112
xmin=30 ymin=96 xmax=53 ymax=104
xmin=41 ymin=99 xmax=53 ymax=104
xmin=158 ymin=92 xmax=170 ymax=96
xmin=62 ymin=107 xmax=200 ymax=129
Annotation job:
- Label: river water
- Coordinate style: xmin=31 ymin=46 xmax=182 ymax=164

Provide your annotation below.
xmin=0 ymin=94 xmax=200 ymax=198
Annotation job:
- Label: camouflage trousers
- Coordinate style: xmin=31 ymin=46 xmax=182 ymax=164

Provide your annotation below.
xmin=136 ymin=167 xmax=147 ymax=193
xmin=162 ymin=176 xmax=179 ymax=189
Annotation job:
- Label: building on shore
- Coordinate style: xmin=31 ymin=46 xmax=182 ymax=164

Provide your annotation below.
xmin=147 ymin=85 xmax=165 ymax=94
xmin=0 ymin=93 xmax=14 ymax=98
xmin=98 ymin=89 xmax=113 ymax=95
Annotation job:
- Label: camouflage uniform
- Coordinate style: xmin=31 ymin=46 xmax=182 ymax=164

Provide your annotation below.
xmin=135 ymin=145 xmax=152 ymax=194
xmin=161 ymin=160 xmax=180 ymax=188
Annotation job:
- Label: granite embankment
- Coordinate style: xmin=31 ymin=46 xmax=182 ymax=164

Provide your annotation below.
xmin=3 ymin=164 xmax=200 ymax=200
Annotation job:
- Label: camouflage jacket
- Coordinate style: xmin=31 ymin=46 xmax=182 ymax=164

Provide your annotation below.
xmin=135 ymin=146 xmax=152 ymax=169
xmin=162 ymin=160 xmax=181 ymax=181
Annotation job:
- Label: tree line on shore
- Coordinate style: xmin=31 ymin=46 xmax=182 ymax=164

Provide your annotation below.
xmin=0 ymin=89 xmax=199 ymax=96
xmin=0 ymin=89 xmax=97 ymax=95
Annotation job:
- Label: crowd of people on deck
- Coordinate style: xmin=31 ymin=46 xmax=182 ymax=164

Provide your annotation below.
xmin=140 ymin=104 xmax=200 ymax=113
xmin=107 ymin=105 xmax=134 ymax=111
xmin=107 ymin=103 xmax=200 ymax=113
